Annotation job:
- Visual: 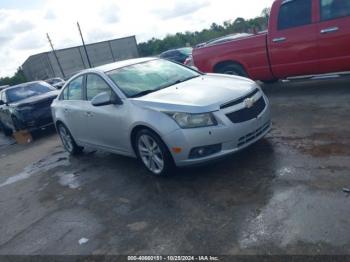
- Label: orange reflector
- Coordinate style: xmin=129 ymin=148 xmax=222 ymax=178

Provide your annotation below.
xmin=172 ymin=147 xmax=182 ymax=154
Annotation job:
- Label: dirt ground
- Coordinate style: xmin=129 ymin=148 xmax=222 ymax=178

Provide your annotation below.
xmin=0 ymin=77 xmax=350 ymax=255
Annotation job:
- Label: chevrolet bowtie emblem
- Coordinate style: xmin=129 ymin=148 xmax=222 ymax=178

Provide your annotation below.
xmin=244 ymin=97 xmax=255 ymax=108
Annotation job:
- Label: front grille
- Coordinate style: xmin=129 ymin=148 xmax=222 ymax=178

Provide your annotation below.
xmin=237 ymin=121 xmax=270 ymax=147
xmin=220 ymin=88 xmax=259 ymax=109
xmin=226 ymin=96 xmax=266 ymax=123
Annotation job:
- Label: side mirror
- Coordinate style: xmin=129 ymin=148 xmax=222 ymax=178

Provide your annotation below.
xmin=91 ymin=92 xmax=122 ymax=107
xmin=0 ymin=100 xmax=4 ymax=106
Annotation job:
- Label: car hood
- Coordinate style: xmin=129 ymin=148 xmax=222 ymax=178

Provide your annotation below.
xmin=10 ymin=91 xmax=59 ymax=107
xmin=131 ymin=74 xmax=258 ymax=113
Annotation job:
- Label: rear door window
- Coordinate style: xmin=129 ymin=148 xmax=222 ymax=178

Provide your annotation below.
xmin=320 ymin=0 xmax=350 ymax=20
xmin=278 ymin=0 xmax=312 ymax=30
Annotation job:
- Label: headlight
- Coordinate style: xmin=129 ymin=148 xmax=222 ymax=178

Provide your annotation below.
xmin=165 ymin=112 xmax=217 ymax=129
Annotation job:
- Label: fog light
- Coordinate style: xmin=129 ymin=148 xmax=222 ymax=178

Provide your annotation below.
xmin=189 ymin=144 xmax=222 ymax=159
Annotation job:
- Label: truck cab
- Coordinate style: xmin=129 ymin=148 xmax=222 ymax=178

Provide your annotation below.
xmin=193 ymin=0 xmax=350 ymax=81
xmin=268 ymin=0 xmax=350 ymax=78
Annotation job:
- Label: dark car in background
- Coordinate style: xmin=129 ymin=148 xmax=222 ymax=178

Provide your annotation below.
xmin=45 ymin=77 xmax=65 ymax=89
xmin=0 ymin=81 xmax=58 ymax=136
xmin=159 ymin=47 xmax=192 ymax=64
xmin=0 ymin=85 xmax=10 ymax=91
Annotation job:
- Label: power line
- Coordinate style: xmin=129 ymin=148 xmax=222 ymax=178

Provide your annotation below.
xmin=46 ymin=33 xmax=66 ymax=78
xmin=77 ymin=22 xmax=92 ymax=68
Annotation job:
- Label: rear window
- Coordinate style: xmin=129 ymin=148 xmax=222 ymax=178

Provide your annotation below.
xmin=278 ymin=0 xmax=312 ymax=30
xmin=6 ymin=82 xmax=55 ymax=103
xmin=320 ymin=0 xmax=350 ymax=20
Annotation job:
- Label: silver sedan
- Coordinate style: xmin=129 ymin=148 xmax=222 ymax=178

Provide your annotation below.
xmin=51 ymin=58 xmax=271 ymax=175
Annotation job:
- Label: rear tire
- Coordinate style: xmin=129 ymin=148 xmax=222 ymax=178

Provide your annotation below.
xmin=135 ymin=129 xmax=174 ymax=176
xmin=57 ymin=124 xmax=83 ymax=155
xmin=215 ymin=63 xmax=248 ymax=77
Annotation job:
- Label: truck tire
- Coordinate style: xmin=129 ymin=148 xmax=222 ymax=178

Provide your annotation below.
xmin=215 ymin=63 xmax=248 ymax=77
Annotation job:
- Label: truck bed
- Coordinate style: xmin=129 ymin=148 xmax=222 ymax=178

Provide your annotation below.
xmin=193 ymin=33 xmax=274 ymax=81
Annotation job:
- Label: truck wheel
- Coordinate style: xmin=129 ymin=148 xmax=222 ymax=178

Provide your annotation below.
xmin=215 ymin=63 xmax=248 ymax=77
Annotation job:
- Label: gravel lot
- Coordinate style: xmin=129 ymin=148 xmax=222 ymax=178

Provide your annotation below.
xmin=0 ymin=77 xmax=350 ymax=255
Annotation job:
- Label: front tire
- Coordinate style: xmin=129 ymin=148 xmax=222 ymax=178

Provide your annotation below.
xmin=135 ymin=129 xmax=173 ymax=176
xmin=57 ymin=124 xmax=83 ymax=155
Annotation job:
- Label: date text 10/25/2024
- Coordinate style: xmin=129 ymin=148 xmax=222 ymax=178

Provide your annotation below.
xmin=127 ymin=255 xmax=220 ymax=261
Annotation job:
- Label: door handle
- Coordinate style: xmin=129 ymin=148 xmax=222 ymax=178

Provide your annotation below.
xmin=272 ymin=37 xmax=286 ymax=43
xmin=63 ymin=108 xmax=69 ymax=113
xmin=320 ymin=27 xmax=339 ymax=34
xmin=85 ymin=112 xmax=93 ymax=117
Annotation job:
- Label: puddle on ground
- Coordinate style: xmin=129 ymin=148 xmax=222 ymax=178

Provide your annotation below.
xmin=0 ymin=171 xmax=31 ymax=188
xmin=239 ymin=185 xmax=350 ymax=250
xmin=0 ymin=151 xmax=69 ymax=188
xmin=57 ymin=172 xmax=81 ymax=189
xmin=302 ymin=143 xmax=350 ymax=157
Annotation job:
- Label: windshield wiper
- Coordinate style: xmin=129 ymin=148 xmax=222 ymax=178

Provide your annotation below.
xmin=130 ymin=89 xmax=157 ymax=98
xmin=159 ymin=75 xmax=201 ymax=90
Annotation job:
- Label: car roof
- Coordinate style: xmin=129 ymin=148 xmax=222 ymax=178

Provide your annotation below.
xmin=90 ymin=57 xmax=157 ymax=73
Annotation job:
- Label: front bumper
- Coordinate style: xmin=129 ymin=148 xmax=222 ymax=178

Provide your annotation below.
xmin=163 ymin=97 xmax=271 ymax=167
xmin=14 ymin=111 xmax=54 ymax=132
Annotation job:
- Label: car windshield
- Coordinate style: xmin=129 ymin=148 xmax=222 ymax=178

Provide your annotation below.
xmin=107 ymin=59 xmax=200 ymax=98
xmin=6 ymin=82 xmax=55 ymax=103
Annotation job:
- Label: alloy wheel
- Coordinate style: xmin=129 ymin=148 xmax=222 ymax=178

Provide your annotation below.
xmin=59 ymin=125 xmax=74 ymax=153
xmin=137 ymin=134 xmax=165 ymax=175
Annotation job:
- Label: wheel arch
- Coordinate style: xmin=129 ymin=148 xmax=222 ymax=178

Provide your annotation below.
xmin=213 ymin=60 xmax=248 ymax=76
xmin=130 ymin=125 xmax=164 ymax=155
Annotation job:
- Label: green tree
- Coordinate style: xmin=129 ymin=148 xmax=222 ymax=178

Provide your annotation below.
xmin=137 ymin=7 xmax=270 ymax=57
xmin=0 ymin=67 xmax=27 ymax=86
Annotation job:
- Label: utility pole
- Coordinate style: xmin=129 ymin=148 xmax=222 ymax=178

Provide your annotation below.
xmin=77 ymin=22 xmax=92 ymax=68
xmin=46 ymin=33 xmax=65 ymax=78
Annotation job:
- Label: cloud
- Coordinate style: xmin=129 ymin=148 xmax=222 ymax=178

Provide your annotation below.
xmin=100 ymin=4 xmax=120 ymax=23
xmin=0 ymin=35 xmax=12 ymax=46
xmin=13 ymin=31 xmax=46 ymax=50
xmin=44 ymin=9 xmax=56 ymax=20
xmin=0 ymin=0 xmax=274 ymax=77
xmin=153 ymin=0 xmax=210 ymax=20
xmin=86 ymin=28 xmax=115 ymax=43
xmin=11 ymin=20 xmax=35 ymax=33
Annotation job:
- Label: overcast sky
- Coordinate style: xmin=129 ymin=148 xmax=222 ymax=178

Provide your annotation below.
xmin=0 ymin=0 xmax=273 ymax=77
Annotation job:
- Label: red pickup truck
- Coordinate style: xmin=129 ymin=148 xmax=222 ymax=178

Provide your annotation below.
xmin=192 ymin=0 xmax=350 ymax=82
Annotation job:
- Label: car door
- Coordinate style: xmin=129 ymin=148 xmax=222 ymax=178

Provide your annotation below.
xmin=268 ymin=0 xmax=320 ymax=78
xmin=317 ymin=0 xmax=350 ymax=73
xmin=59 ymin=75 xmax=88 ymax=143
xmin=83 ymin=73 xmax=129 ymax=153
